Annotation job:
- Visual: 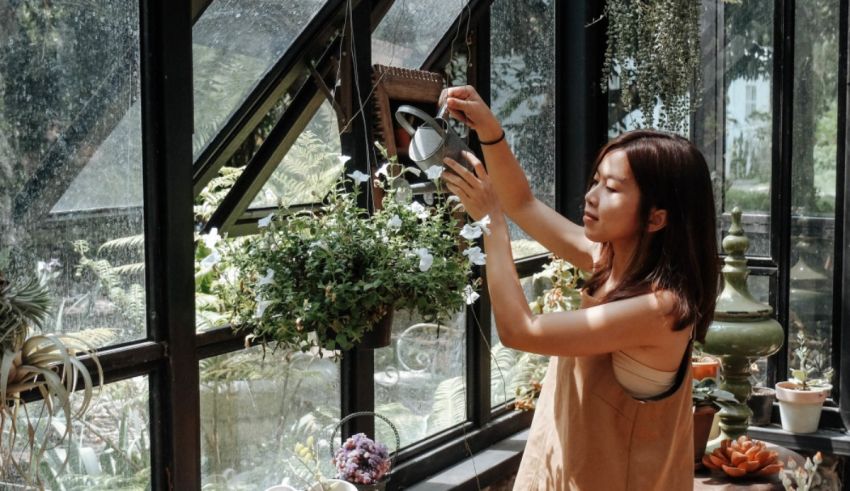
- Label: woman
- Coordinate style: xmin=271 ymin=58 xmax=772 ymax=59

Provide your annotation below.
xmin=439 ymin=85 xmax=718 ymax=490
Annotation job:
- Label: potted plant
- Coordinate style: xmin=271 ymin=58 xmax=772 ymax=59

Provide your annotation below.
xmin=333 ymin=433 xmax=392 ymax=491
xmin=747 ymin=386 xmax=777 ymax=426
xmin=208 ymin=155 xmax=481 ymax=354
xmin=691 ymin=344 xmax=721 ymax=381
xmin=0 ymin=262 xmax=102 ymax=485
xmin=775 ymin=331 xmax=833 ymax=434
xmin=692 ymin=378 xmax=738 ymax=463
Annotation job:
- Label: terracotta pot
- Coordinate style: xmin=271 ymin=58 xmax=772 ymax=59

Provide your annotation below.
xmin=691 ymin=357 xmax=720 ymax=381
xmin=693 ymin=405 xmax=718 ymax=462
xmin=775 ymin=381 xmax=830 ymax=433
xmin=358 ymin=311 xmax=394 ymax=349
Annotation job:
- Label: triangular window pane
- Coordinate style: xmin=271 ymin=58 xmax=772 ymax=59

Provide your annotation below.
xmin=372 ymin=1 xmax=469 ymax=68
xmin=192 ymin=0 xmax=328 ymax=159
xmin=249 ymin=101 xmax=343 ymax=209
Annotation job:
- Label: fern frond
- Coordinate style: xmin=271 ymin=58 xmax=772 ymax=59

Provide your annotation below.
xmin=97 ymin=235 xmax=145 ymax=255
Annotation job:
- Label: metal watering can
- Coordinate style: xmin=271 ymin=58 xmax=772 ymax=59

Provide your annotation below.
xmin=395 ymin=104 xmax=473 ymax=173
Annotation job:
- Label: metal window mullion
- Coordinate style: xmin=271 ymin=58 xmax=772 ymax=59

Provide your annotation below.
xmin=556 ymin=0 xmax=607 ymax=222
xmin=339 ymin=0 xmax=376 ymax=440
xmin=139 ymin=0 xmax=197 ymax=489
xmin=766 ymin=0 xmax=794 ymax=388
xmin=468 ymin=9 xmax=492 ymax=428
xmin=837 ymin=0 xmax=850 ymax=431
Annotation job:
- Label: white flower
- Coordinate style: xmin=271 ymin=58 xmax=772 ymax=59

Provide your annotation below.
xmin=408 ymin=201 xmax=429 ymax=219
xmin=376 ymin=162 xmax=391 ymax=179
xmin=338 ymin=155 xmax=352 ymax=165
xmin=459 ymin=223 xmax=482 ymax=240
xmin=415 ymin=247 xmax=434 ymax=272
xmin=202 ymin=227 xmax=220 ymax=249
xmin=221 ymin=267 xmax=239 ymax=285
xmin=388 ymin=214 xmax=402 ymax=230
xmin=257 ymin=268 xmax=275 ymax=287
xmin=347 ymin=170 xmax=370 ymax=184
xmin=254 ymin=299 xmax=273 ymax=319
xmin=258 ymin=213 xmax=274 ymax=228
xmin=464 ymin=285 xmax=480 ymax=305
xmin=463 ymin=246 xmax=487 ymax=266
xmin=200 ymin=250 xmax=221 ymax=271
xmin=425 ymin=165 xmax=444 ymax=180
xmin=474 ymin=215 xmax=492 ymax=236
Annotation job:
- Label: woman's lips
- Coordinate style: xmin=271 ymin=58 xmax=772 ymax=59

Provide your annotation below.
xmin=583 ymin=212 xmax=598 ymax=223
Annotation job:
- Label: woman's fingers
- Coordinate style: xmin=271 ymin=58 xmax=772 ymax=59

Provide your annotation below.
xmin=443 ymin=156 xmax=479 ymax=188
xmin=462 ymin=151 xmax=489 ymax=181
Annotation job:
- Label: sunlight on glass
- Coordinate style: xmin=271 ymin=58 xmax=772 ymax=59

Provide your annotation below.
xmin=192 ymin=0 xmax=326 ymax=158
xmin=200 ymin=346 xmax=341 ymax=490
xmin=372 ymin=0 xmax=468 ymax=68
xmin=491 ymin=0 xmax=554 ymax=259
xmin=374 ymin=310 xmax=466 ymax=447
xmin=250 ymin=101 xmax=343 ymax=209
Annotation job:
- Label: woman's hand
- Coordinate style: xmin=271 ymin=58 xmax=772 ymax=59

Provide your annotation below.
xmin=442 ymin=151 xmax=501 ymax=221
xmin=439 ymin=85 xmax=503 ymax=143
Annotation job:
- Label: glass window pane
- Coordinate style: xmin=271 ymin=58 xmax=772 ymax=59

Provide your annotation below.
xmin=250 ymin=101 xmax=343 ymax=209
xmin=697 ymin=1 xmax=775 ymax=256
xmin=491 ymin=276 xmax=543 ymax=408
xmin=201 ymin=346 xmax=341 ymax=490
xmin=787 ymin=0 xmax=838 ymax=384
xmin=0 ymin=377 xmax=150 ymax=489
xmin=372 ymin=1 xmax=468 ymax=69
xmin=192 ymin=0 xmax=326 ymax=158
xmin=374 ymin=310 xmax=466 ymax=448
xmin=491 ymin=0 xmax=554 ymax=259
xmin=0 ymin=1 xmax=146 ymax=346
xmin=722 ymin=0 xmax=774 ymax=250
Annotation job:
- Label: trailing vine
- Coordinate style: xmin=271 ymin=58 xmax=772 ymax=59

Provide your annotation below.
xmin=603 ymin=0 xmax=740 ymax=132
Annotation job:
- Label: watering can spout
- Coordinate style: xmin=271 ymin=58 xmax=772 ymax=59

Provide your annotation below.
xmin=394 ymin=105 xmax=473 ymax=173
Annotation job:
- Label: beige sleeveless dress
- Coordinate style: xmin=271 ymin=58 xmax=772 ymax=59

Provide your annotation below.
xmin=512 ymin=290 xmax=694 ymax=490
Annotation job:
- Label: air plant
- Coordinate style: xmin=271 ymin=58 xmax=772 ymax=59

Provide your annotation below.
xmin=0 ymin=264 xmax=102 ymax=485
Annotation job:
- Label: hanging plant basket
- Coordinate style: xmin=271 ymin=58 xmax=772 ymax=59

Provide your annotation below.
xmin=357 ymin=311 xmax=394 ymax=350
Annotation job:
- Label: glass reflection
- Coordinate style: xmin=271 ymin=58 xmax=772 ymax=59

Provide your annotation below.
xmin=250 ymin=101 xmax=342 ymax=209
xmin=0 ymin=0 xmax=146 ymax=345
xmin=201 ymin=346 xmax=341 ymax=490
xmin=372 ymin=0 xmax=468 ymax=68
xmin=786 ymin=0 xmax=838 ymax=385
xmin=491 ymin=0 xmax=554 ymax=259
xmin=193 ymin=0 xmax=326 ymax=158
xmin=374 ymin=310 xmax=466 ymax=448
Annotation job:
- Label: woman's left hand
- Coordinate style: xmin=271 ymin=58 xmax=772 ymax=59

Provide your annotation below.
xmin=442 ymin=151 xmax=501 ymax=221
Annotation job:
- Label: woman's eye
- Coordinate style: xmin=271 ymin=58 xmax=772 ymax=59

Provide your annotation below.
xmin=606 ymin=186 xmax=616 ymax=192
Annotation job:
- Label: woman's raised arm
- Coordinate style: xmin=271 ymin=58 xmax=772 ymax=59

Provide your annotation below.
xmin=441 ymin=86 xmax=596 ymax=271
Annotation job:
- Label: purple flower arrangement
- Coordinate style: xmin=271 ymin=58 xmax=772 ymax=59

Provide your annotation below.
xmin=333 ymin=433 xmax=391 ymax=485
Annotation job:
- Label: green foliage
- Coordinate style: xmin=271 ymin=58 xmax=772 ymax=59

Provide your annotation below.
xmin=603 ymin=0 xmax=702 ymax=131
xmin=790 ymin=329 xmax=833 ymax=391
xmin=489 ymin=258 xmax=584 ymax=410
xmin=692 ymin=377 xmax=738 ymax=410
xmin=207 ymin=159 xmax=480 ymax=354
xmin=0 ymin=265 xmax=52 ymax=352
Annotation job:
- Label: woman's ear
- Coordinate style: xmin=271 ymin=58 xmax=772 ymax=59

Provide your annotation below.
xmin=647 ymin=208 xmax=668 ymax=233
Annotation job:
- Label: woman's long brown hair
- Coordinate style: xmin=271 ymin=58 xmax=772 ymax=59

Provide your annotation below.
xmin=583 ymin=130 xmax=719 ymax=343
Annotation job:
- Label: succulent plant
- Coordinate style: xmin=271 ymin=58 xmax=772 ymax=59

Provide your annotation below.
xmin=702 ymin=435 xmax=784 ymax=478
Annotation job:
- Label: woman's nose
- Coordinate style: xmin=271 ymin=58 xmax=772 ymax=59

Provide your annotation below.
xmin=585 ymin=189 xmax=597 ymax=206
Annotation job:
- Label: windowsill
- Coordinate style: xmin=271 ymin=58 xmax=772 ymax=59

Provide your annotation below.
xmin=404 ymin=423 xmax=850 ymax=490
xmin=406 ymin=429 xmax=528 ymax=490
xmin=747 ymin=425 xmax=850 ymax=456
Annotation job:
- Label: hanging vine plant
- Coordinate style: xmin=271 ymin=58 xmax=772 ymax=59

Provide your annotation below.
xmin=602 ymin=0 xmax=740 ymax=132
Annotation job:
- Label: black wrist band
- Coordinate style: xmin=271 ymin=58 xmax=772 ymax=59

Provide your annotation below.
xmin=479 ymin=130 xmax=506 ymax=146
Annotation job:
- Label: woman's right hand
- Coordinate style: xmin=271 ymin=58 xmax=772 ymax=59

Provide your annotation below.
xmin=439 ymin=85 xmax=503 ymax=143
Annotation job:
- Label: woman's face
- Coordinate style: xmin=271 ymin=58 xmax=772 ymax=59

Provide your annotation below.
xmin=583 ymin=150 xmax=643 ymax=244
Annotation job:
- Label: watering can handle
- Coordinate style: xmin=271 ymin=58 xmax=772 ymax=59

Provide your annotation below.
xmin=395 ymin=105 xmax=447 ymax=138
